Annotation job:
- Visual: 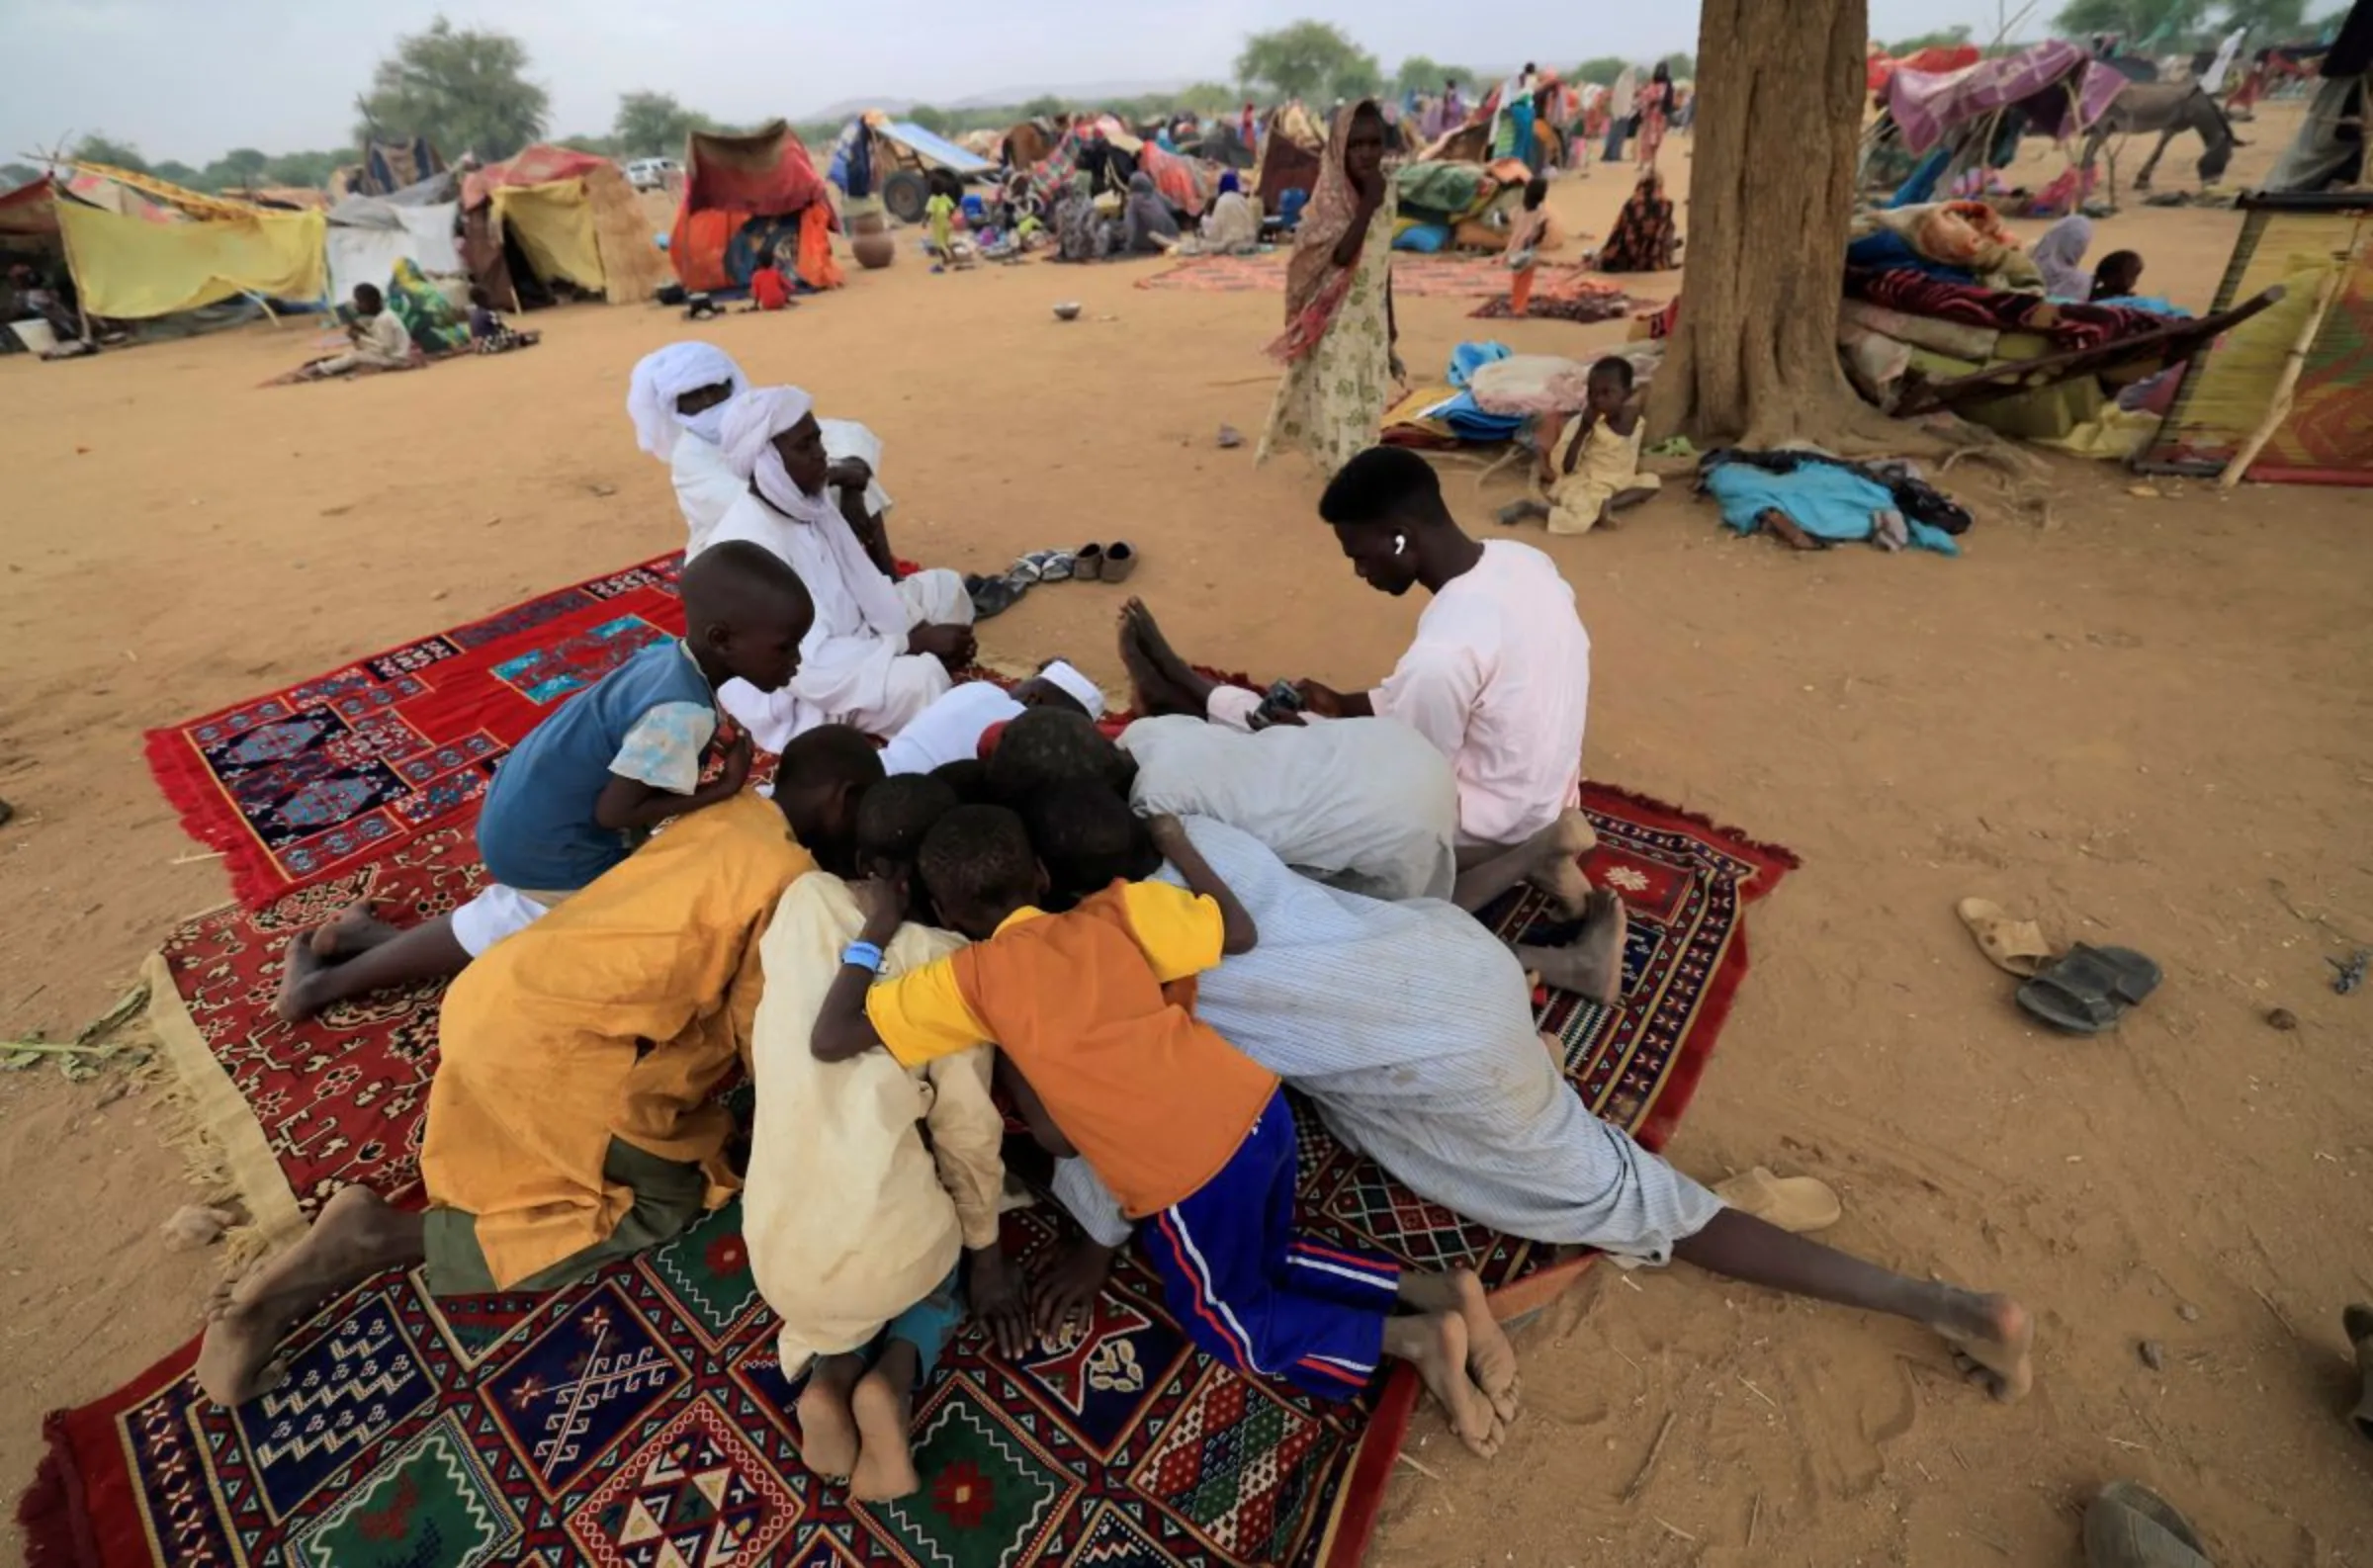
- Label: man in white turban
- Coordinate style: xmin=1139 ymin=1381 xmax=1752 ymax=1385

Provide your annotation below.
xmin=701 ymin=387 xmax=977 ymax=747
xmin=627 ymin=342 xmax=749 ymax=551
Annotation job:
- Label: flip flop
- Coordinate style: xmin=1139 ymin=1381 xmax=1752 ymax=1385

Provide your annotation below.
xmin=2082 ymin=1482 xmax=2212 ymax=1568
xmin=967 ymin=574 xmax=1027 ymax=621
xmin=1957 ymin=897 xmax=2053 ymax=979
xmin=2346 ymin=1303 xmax=2373 ymax=1441
xmin=1074 ymin=543 xmax=1105 ymax=581
xmin=1712 ymin=1167 xmax=1842 ymax=1233
xmin=1101 ymin=542 xmax=1137 ymax=584
xmin=1036 ymin=550 xmax=1077 ymax=583
xmin=2017 ymin=942 xmax=2163 ymax=1034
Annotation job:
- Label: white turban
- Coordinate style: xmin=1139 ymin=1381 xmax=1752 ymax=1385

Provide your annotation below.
xmin=720 ymin=385 xmax=907 ymax=635
xmin=627 ymin=342 xmax=747 ymax=460
xmin=1036 ymin=659 xmax=1106 ymax=721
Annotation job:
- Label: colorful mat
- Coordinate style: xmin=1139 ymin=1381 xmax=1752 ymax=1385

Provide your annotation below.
xmin=30 ymin=788 xmax=1793 ymax=1568
xmin=143 ymin=556 xmax=689 ymax=907
xmin=1138 ymin=251 xmax=1520 ymax=298
xmin=1467 ymin=278 xmax=1631 ymax=325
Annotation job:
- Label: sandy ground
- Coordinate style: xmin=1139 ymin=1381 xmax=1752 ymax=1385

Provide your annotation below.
xmin=4 ymin=98 xmax=2371 ymax=1567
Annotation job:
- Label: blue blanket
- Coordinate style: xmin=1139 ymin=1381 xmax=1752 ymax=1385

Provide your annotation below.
xmin=1703 ymin=461 xmax=1961 ymax=556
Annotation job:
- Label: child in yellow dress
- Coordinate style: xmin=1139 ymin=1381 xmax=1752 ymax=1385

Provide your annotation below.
xmin=1501 ymin=355 xmax=1660 ymax=535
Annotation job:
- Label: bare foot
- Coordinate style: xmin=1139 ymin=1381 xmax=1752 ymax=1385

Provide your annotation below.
xmin=195 ymin=1186 xmax=419 ymax=1406
xmin=273 ymin=936 xmax=333 ymax=1023
xmin=1120 ymin=598 xmax=1212 ymax=705
xmin=1523 ymin=811 xmax=1599 ymax=915
xmin=1114 ymin=603 xmax=1180 ymax=716
xmin=848 ymin=1368 xmax=920 ymax=1502
xmin=1757 ymin=507 xmax=1823 ymax=551
xmin=796 ymin=1355 xmax=863 ymax=1481
xmin=1517 ymin=889 xmax=1628 ymax=1004
xmin=1448 ymin=1269 xmax=1522 ymax=1426
xmin=1389 ymin=1311 xmax=1503 ymax=1459
xmin=1936 ymin=1291 xmax=2034 ymax=1403
xmin=307 ymin=902 xmax=399 ymax=960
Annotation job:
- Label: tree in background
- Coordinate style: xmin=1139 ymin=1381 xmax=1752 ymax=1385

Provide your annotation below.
xmin=1647 ymin=0 xmax=1908 ymax=448
xmin=1179 ymin=81 xmax=1239 ymax=116
xmin=1020 ymin=94 xmax=1068 ymax=120
xmin=558 ymin=132 xmax=619 ymax=155
xmin=2053 ymin=0 xmax=2210 ymax=44
xmin=150 ymin=159 xmax=204 ymax=188
xmin=906 ymin=105 xmax=953 ymax=133
xmin=71 ymin=133 xmax=149 ymax=173
xmin=2217 ymin=0 xmax=2308 ymax=33
xmin=220 ymin=147 xmax=270 ymax=188
xmin=613 ymin=91 xmax=712 ymax=157
xmin=1 ymin=162 xmax=38 ymax=189
xmin=1237 ymin=21 xmax=1374 ymax=102
xmin=265 ymin=150 xmax=341 ymax=189
xmin=1573 ymin=56 xmax=1631 ymax=86
xmin=1887 ymin=23 xmax=1975 ymax=50
xmin=1393 ymin=55 xmax=1464 ymax=96
xmin=357 ymin=17 xmax=549 ymax=161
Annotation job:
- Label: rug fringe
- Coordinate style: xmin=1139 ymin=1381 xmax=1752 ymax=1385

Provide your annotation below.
xmin=136 ymin=951 xmax=308 ymax=1275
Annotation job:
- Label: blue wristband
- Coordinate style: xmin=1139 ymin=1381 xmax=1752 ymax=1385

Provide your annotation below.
xmin=841 ymin=940 xmax=885 ymax=974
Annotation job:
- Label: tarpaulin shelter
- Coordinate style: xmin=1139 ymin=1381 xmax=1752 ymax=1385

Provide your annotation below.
xmin=326 ymin=170 xmax=463 ymax=306
xmin=1885 ymin=40 xmax=2129 ymax=155
xmin=828 ymin=112 xmax=993 ymax=223
xmin=331 ymin=137 xmax=449 ymax=201
xmin=2136 ymin=193 xmax=2372 ymax=485
xmin=52 ymin=163 xmax=325 ymax=319
xmin=671 ymin=121 xmax=838 ymax=295
xmin=463 ymin=145 xmax=669 ymax=305
xmin=0 ymin=175 xmax=58 ymax=248
xmin=1868 ymin=43 xmax=1983 ymax=95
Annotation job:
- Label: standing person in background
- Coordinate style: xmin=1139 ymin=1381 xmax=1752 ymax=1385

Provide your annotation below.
xmin=1637 ymin=60 xmax=1674 ymax=170
xmin=1604 ymin=64 xmax=1637 ymax=163
xmin=1241 ymin=101 xmax=1259 ymax=154
xmin=1502 ymin=176 xmax=1550 ymax=315
xmin=1444 ymin=78 xmax=1466 ymax=127
xmin=1259 ymin=101 xmax=1401 ymax=479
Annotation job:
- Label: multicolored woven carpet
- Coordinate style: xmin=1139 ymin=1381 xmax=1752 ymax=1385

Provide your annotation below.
xmin=143 ymin=555 xmax=688 ymax=906
xmin=1138 ymin=251 xmax=1520 ymax=298
xmin=29 ymin=779 xmax=1790 ymax=1568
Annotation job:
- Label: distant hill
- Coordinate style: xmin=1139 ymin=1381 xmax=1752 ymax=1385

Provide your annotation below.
xmin=803 ymin=78 xmax=1194 ymax=121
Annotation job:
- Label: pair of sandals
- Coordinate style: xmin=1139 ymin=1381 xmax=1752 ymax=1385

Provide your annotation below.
xmin=1958 ymin=898 xmax=2162 ymax=1035
xmin=1016 ymin=542 xmax=1137 ymax=584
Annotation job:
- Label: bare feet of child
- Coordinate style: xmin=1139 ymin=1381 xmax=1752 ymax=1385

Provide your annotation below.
xmin=1385 ymin=1311 xmax=1503 ymax=1458
xmin=1517 ymin=888 xmax=1628 ymax=1004
xmin=1935 ymin=1291 xmax=2035 ymax=1403
xmin=195 ymin=1186 xmax=421 ymax=1406
xmin=308 ymin=902 xmax=399 ymax=959
xmin=274 ymin=936 xmax=333 ymax=1022
xmin=1399 ymin=1268 xmax=1522 ymax=1426
xmin=1522 ymin=810 xmax=1599 ymax=915
xmin=849 ymin=1360 xmax=922 ymax=1502
xmin=796 ymin=1353 xmax=864 ymax=1481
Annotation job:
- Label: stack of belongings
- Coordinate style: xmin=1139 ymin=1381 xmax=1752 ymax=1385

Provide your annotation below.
xmin=1837 ymin=201 xmax=2208 ymax=453
xmin=1380 ymin=341 xmax=1532 ymax=449
xmin=1391 ymin=160 xmax=1546 ymax=254
xmin=1254 ymin=103 xmax=1328 ymax=213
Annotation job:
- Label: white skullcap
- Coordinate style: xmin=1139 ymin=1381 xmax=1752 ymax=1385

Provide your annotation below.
xmin=1037 ymin=659 xmax=1106 ymax=721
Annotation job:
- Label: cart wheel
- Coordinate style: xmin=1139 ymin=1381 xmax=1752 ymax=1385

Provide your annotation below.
xmin=883 ymin=171 xmax=929 ymax=225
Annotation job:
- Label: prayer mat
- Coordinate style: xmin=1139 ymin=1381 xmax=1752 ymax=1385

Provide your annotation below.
xmin=1139 ymin=251 xmax=1523 ymax=299
xmin=32 ymin=788 xmax=1793 ymax=1568
xmin=1468 ymin=278 xmax=1631 ymax=325
xmin=143 ymin=556 xmax=689 ymax=907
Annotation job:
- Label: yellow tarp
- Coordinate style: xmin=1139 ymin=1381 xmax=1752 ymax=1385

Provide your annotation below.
xmin=56 ymin=201 xmax=325 ymax=318
xmin=491 ymin=179 xmax=604 ymax=293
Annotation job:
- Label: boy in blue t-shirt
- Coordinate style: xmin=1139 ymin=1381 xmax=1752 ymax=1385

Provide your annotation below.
xmin=277 ymin=541 xmax=815 ymax=1020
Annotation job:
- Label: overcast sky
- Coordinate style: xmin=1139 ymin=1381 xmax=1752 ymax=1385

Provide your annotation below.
xmin=11 ymin=0 xmax=2023 ymax=165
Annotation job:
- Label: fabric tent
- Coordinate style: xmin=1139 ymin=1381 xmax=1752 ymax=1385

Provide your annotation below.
xmin=2136 ymin=193 xmax=2372 ymax=485
xmin=325 ymin=171 xmax=462 ymax=305
xmin=464 ymin=145 xmax=670 ymax=305
xmin=52 ymin=163 xmax=324 ymax=319
xmin=1886 ymin=40 xmax=2129 ymax=154
xmin=672 ymin=121 xmax=836 ymax=295
xmin=0 ymin=175 xmax=57 ymax=242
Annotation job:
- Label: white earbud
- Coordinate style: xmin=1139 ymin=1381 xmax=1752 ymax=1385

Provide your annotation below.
xmin=1393 ymin=533 xmax=1408 ymax=554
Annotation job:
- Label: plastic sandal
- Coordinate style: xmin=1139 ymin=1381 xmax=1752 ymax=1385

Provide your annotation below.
xmin=2016 ymin=944 xmax=2162 ymax=1034
xmin=1957 ymin=898 xmax=2052 ymax=978
xmin=1101 ymin=542 xmax=1137 ymax=583
xmin=2082 ymin=1482 xmax=2212 ymax=1568
xmin=1712 ymin=1167 xmax=1841 ymax=1234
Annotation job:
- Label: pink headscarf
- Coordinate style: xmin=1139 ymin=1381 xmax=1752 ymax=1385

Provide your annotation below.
xmin=1265 ymin=100 xmax=1387 ymax=365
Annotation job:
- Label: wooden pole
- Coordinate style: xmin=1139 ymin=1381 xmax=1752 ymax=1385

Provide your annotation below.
xmin=2218 ymin=238 xmax=2352 ymax=488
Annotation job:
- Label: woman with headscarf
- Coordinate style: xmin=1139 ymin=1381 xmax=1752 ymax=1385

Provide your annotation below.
xmin=1259 ymin=100 xmax=1400 ymax=478
xmin=1120 ymin=170 xmax=1181 ymax=254
xmin=1595 ymin=167 xmax=1680 ymax=272
xmin=627 ymin=342 xmax=749 ymax=552
xmin=1604 ymin=65 xmax=1637 ymax=163
xmin=2029 ymin=215 xmax=2095 ymax=301
xmin=1637 ymin=62 xmax=1674 ymax=170
xmin=1199 ymin=170 xmax=1259 ymax=254
xmin=699 ymin=388 xmax=977 ymax=747
xmin=1053 ymin=171 xmax=1099 ymax=262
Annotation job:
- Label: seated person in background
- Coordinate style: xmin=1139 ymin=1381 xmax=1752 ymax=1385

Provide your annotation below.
xmin=810 ymin=805 xmax=1522 ymax=1458
xmin=699 ymin=386 xmax=977 ymax=748
xmin=2090 ymin=248 xmax=2145 ymax=302
xmin=1593 ymin=168 xmax=1679 ymax=273
xmin=746 ymin=775 xmax=1025 ymax=1502
xmin=305 ymin=283 xmax=412 ymax=378
xmin=627 ymin=342 xmax=749 ymax=552
xmin=1120 ymin=171 xmax=1182 ymax=254
xmin=276 ymin=543 xmax=811 ymax=1020
xmin=1500 ymin=356 xmax=1658 ymax=536
xmin=466 ymin=286 xmax=539 ymax=353
xmin=750 ymin=253 xmax=798 ymax=310
xmin=878 ymin=659 xmax=1104 ymax=776
xmin=1197 ymin=171 xmax=1259 ymax=255
xmin=197 ymin=725 xmax=888 ymax=1408
xmin=1019 ymin=791 xmax=2035 ymax=1412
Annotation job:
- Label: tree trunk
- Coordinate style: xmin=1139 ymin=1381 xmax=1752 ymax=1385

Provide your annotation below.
xmin=1648 ymin=0 xmax=1914 ymax=451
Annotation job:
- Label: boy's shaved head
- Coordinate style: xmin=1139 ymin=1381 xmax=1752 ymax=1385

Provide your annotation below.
xmin=771 ymin=723 xmax=884 ymax=871
xmin=857 ymin=774 xmax=960 ymax=869
xmin=988 ymin=708 xmax=1132 ymax=802
xmin=679 ymin=543 xmax=813 ymax=693
xmin=919 ymin=805 xmax=1043 ymax=939
xmin=1022 ymin=781 xmax=1155 ymax=906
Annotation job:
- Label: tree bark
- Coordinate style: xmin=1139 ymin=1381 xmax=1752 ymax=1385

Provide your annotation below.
xmin=1647 ymin=0 xmax=1917 ymax=451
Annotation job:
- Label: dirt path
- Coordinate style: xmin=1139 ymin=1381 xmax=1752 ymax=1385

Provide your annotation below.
xmin=4 ymin=98 xmax=2370 ymax=1567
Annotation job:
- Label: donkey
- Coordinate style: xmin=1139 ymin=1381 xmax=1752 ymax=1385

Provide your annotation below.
xmin=2079 ymin=81 xmax=2242 ymax=202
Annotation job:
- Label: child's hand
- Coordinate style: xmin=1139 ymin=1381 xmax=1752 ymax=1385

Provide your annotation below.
xmin=708 ymin=731 xmax=753 ymax=797
xmin=968 ymin=1246 xmax=1032 ymax=1358
xmin=850 ymin=875 xmax=907 ymax=942
xmin=1291 ymin=679 xmax=1349 ymax=718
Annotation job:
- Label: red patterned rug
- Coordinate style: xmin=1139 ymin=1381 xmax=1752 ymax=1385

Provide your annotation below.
xmin=1138 ymin=251 xmax=1520 ymax=298
xmin=27 ymin=782 xmax=1792 ymax=1568
xmin=143 ymin=556 xmax=688 ymax=907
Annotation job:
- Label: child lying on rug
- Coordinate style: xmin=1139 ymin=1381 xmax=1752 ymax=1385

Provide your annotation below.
xmin=810 ymin=802 xmax=1524 ymax=1459
xmin=197 ymin=726 xmax=887 ymax=1407
xmin=746 ymin=776 xmax=1030 ymax=1503
xmin=276 ymin=540 xmax=813 ymax=1021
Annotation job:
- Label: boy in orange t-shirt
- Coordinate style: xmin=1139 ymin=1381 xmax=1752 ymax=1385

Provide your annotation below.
xmin=811 ymin=802 xmax=1521 ymax=1456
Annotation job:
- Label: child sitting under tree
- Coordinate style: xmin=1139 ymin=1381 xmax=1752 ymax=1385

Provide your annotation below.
xmin=1501 ymin=355 xmax=1660 ymax=536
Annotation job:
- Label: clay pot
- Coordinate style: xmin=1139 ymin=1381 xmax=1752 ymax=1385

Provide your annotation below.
xmin=851 ymin=229 xmax=896 ymax=269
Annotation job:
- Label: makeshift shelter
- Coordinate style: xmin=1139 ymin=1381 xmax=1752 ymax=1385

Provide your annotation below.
xmin=0 ymin=175 xmax=59 ymax=268
xmin=1867 ymin=43 xmax=1982 ymax=95
xmin=463 ymin=145 xmax=669 ymax=306
xmin=2136 ymin=193 xmax=2372 ymax=484
xmin=1254 ymin=104 xmax=1326 ymax=205
xmin=671 ymin=121 xmax=837 ymax=296
xmin=51 ymin=163 xmax=325 ymax=319
xmin=325 ymin=170 xmax=463 ymax=306
xmin=828 ymin=113 xmax=993 ymax=223
xmin=1867 ymin=40 xmax=2129 ymax=192
xmin=330 ymin=137 xmax=449 ymax=201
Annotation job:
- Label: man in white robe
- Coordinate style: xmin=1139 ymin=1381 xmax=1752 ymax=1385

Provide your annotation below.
xmin=695 ymin=387 xmax=976 ymax=748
